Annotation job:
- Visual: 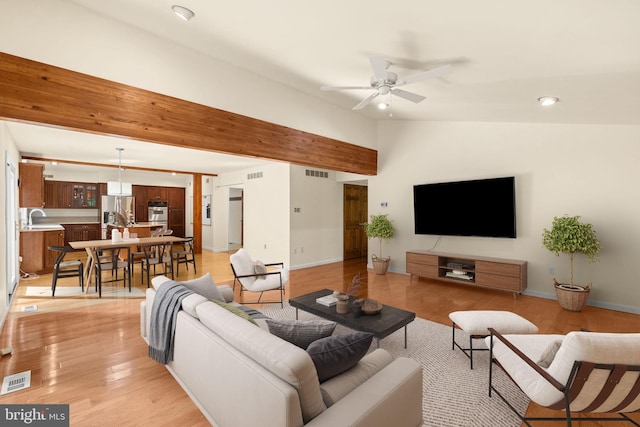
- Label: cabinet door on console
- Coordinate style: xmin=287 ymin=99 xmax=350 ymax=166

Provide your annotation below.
xmin=406 ymin=252 xmax=439 ymax=279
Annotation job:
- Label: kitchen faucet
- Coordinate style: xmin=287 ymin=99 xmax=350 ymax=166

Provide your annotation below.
xmin=28 ymin=208 xmax=47 ymax=227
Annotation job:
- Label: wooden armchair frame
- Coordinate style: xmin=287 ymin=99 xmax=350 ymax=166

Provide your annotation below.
xmin=488 ymin=328 xmax=640 ymax=426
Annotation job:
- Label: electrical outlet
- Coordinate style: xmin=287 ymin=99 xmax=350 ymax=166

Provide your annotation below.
xmin=264 ymin=244 xmax=267 ymax=249
xmin=293 ymin=248 xmax=297 ymax=254
xmin=548 ymin=266 xmax=555 ymax=275
xmin=300 ymin=247 xmax=304 ymax=254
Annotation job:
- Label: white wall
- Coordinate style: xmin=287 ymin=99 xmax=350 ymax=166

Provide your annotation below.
xmin=0 ymin=123 xmax=21 ymax=328
xmin=0 ymin=0 xmax=375 ymax=152
xmin=374 ymin=120 xmax=640 ymax=312
xmin=290 ymin=165 xmax=344 ymax=268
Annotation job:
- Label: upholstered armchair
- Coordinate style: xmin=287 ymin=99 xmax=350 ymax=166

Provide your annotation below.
xmin=229 ymin=248 xmax=288 ymax=307
xmin=486 ymin=329 xmax=640 ymax=426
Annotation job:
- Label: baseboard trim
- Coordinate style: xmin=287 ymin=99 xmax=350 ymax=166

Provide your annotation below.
xmin=523 ymin=289 xmax=640 ymax=314
xmin=290 ymin=257 xmax=343 ymax=270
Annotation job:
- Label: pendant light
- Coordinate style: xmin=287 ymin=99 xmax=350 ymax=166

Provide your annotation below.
xmin=107 ymin=148 xmax=133 ymax=196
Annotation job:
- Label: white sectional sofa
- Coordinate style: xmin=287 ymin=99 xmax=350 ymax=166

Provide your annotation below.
xmin=140 ymin=276 xmax=423 ymax=427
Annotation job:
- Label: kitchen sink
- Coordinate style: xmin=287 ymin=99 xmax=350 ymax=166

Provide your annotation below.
xmin=25 ymin=224 xmax=63 ymax=229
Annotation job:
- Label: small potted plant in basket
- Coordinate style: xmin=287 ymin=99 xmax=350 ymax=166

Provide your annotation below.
xmin=365 ymin=214 xmax=395 ymax=275
xmin=542 ymin=215 xmax=601 ymax=311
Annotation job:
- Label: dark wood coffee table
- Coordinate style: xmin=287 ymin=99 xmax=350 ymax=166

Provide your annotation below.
xmin=289 ymin=289 xmax=415 ymax=348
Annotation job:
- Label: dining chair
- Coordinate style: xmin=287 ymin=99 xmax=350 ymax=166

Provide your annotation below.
xmin=48 ymin=245 xmax=84 ymax=296
xmin=140 ymin=242 xmax=174 ymax=288
xmin=94 ymin=246 xmax=130 ymax=296
xmin=172 ymin=237 xmax=196 ymax=276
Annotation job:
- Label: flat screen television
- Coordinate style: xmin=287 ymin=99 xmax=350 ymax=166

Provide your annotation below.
xmin=413 ymin=176 xmax=516 ymax=238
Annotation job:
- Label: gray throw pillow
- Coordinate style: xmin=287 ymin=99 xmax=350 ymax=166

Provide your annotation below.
xmin=266 ymin=319 xmax=337 ymax=349
xmin=307 ymin=331 xmax=374 ymax=382
xmin=181 ymin=273 xmax=224 ymax=302
xmin=536 ymin=339 xmax=563 ymax=368
xmin=255 ymin=260 xmax=267 ymax=279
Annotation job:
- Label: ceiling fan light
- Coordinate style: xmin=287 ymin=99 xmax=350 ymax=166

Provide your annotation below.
xmin=538 ymin=96 xmax=558 ymax=106
xmin=378 ymin=102 xmax=389 ymax=110
xmin=171 ymin=5 xmax=195 ymax=21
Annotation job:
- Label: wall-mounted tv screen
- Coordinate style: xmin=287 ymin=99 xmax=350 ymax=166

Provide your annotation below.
xmin=413 ymin=176 xmax=516 ymax=238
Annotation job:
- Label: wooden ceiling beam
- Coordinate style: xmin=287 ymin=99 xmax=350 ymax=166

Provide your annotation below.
xmin=0 ymin=52 xmax=377 ymax=176
xmin=20 ymin=155 xmax=205 ymax=176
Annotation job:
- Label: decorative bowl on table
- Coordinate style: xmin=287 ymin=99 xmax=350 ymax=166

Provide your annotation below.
xmin=361 ymin=299 xmax=382 ymax=315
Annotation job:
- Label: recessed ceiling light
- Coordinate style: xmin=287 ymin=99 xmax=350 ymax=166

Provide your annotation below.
xmin=171 ymin=5 xmax=195 ymax=21
xmin=538 ymin=96 xmax=558 ymax=106
xmin=51 ymin=161 xmax=58 ymax=165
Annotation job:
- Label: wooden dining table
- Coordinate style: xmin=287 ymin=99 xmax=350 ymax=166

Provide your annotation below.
xmin=69 ymin=236 xmax=187 ymax=293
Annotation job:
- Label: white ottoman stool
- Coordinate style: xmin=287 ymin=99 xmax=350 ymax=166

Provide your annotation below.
xmin=449 ymin=310 xmax=538 ymax=369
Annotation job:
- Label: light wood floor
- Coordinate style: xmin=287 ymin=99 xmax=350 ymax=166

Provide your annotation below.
xmin=1 ymin=251 xmax=638 ymax=426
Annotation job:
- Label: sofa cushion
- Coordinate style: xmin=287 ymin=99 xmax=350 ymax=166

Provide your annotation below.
xmin=266 ymin=319 xmax=337 ymax=349
xmin=307 ymin=331 xmax=374 ymax=382
xmin=319 ymin=348 xmax=393 ymax=407
xmin=210 ymin=299 xmax=258 ymax=325
xmin=181 ymin=293 xmax=209 ymax=318
xmin=181 ymin=273 xmax=224 ymax=301
xmin=196 ymin=301 xmax=327 ymax=422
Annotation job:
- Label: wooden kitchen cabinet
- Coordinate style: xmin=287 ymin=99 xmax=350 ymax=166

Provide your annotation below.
xmin=44 ymin=181 xmax=99 ymax=208
xmin=167 ymin=187 xmax=186 ymax=237
xmin=132 ymin=185 xmax=148 ymax=222
xmin=61 ymin=223 xmax=101 ymax=246
xmin=19 ymin=163 xmax=45 ymax=208
xmin=147 ymin=186 xmax=167 ymax=201
xmin=20 ymin=229 xmax=65 ymax=274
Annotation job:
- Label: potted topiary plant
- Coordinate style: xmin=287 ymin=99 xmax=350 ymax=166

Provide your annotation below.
xmin=365 ymin=214 xmax=395 ymax=275
xmin=542 ymin=215 xmax=601 ymax=311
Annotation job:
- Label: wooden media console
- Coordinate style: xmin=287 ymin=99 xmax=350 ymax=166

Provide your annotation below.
xmin=406 ymin=250 xmax=527 ymax=296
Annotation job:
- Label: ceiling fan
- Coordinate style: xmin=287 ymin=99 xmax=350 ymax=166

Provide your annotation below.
xmin=321 ymin=56 xmax=452 ymax=110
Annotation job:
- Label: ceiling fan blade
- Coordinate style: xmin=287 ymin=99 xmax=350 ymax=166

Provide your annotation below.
xmin=369 ymin=56 xmax=388 ymax=81
xmin=321 ymin=85 xmax=372 ymax=91
xmin=391 ymin=88 xmax=426 ymax=103
xmin=400 ymin=64 xmax=452 ymax=85
xmin=353 ymin=92 xmax=379 ymax=110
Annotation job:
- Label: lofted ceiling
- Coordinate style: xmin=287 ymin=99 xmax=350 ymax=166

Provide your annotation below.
xmin=5 ymin=0 xmax=640 ymax=176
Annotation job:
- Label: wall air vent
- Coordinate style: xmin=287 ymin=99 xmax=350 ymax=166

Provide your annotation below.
xmin=305 ymin=169 xmax=329 ymax=178
xmin=44 ymin=174 xmax=54 ymax=179
xmin=247 ymin=172 xmax=263 ymax=180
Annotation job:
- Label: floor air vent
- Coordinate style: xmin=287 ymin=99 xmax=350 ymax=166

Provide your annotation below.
xmin=1 ymin=371 xmax=31 ymax=395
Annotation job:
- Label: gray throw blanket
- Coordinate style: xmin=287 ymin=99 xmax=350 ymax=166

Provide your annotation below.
xmin=148 ymin=281 xmax=193 ymax=364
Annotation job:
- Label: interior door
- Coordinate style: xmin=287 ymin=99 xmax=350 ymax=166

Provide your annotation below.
xmin=343 ymin=184 xmax=368 ymax=260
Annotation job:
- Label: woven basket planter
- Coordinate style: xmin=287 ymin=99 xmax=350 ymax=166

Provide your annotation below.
xmin=554 ymin=280 xmax=591 ymax=312
xmin=371 ymin=255 xmax=390 ymax=275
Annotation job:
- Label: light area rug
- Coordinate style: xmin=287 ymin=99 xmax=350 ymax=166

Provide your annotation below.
xmin=25 ymin=286 xmax=145 ymax=298
xmin=259 ymin=303 xmax=529 ymax=427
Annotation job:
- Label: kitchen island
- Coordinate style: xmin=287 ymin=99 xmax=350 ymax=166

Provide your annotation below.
xmin=107 ymin=222 xmax=166 ymax=238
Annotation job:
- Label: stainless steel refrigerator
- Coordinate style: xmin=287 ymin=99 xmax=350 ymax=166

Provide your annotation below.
xmin=101 ymin=195 xmax=135 ymax=238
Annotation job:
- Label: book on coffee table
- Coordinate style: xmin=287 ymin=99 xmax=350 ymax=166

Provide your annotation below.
xmin=316 ymin=295 xmax=337 ymax=307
